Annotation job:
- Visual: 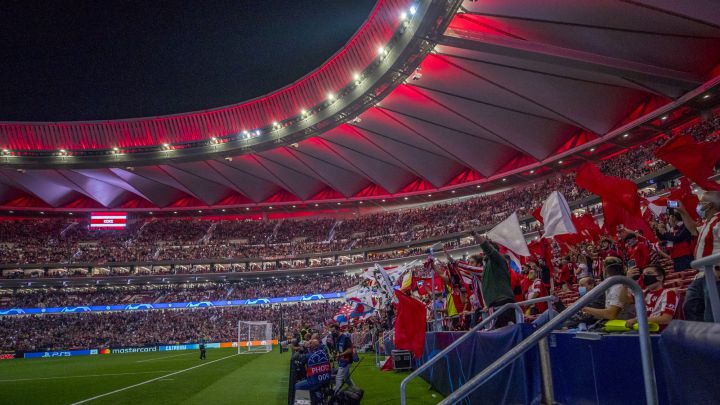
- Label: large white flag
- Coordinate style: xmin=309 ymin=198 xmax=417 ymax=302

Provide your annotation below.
xmin=487 ymin=212 xmax=531 ymax=256
xmin=540 ymin=191 xmax=577 ymax=238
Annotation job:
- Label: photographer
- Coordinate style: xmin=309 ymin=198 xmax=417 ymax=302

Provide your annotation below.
xmin=329 ymin=324 xmax=356 ymax=392
xmin=294 ymin=339 xmax=332 ymax=405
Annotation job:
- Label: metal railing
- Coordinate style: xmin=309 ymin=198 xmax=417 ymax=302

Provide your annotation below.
xmin=399 ymin=295 xmax=557 ymax=405
xmin=691 ymin=252 xmax=720 ymax=322
xmin=437 ymin=276 xmax=658 ymax=405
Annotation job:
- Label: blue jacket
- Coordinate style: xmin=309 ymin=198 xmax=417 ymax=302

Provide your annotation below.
xmin=304 ymin=348 xmax=332 ymax=386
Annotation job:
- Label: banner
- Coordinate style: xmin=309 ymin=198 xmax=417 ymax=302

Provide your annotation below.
xmin=160 ymin=344 xmax=199 ymax=351
xmin=16 ymin=341 xmax=280 ymax=360
xmin=0 ymin=292 xmax=345 ymax=316
xmin=110 ymin=346 xmax=158 ymax=354
xmin=24 ymin=349 xmax=98 ymax=358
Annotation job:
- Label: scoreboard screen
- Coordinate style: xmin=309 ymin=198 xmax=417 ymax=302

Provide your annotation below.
xmin=90 ymin=212 xmax=127 ymax=229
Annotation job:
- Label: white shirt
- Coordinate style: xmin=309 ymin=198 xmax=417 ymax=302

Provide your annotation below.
xmin=606 ymin=284 xmax=625 ymax=310
xmin=695 ymin=212 xmax=720 ymax=259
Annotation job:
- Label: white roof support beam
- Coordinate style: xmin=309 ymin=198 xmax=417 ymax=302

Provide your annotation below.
xmin=439 ymin=33 xmax=704 ymax=89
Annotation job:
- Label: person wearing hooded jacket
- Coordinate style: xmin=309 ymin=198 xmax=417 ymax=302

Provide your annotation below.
xmin=470 ymin=231 xmax=516 ymax=328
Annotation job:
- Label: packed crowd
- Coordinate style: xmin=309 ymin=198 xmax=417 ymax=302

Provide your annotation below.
xmin=0 ymin=273 xmax=358 ymax=309
xmin=0 ymin=301 xmax=343 ymax=352
xmin=382 ymin=185 xmax=720 ymax=335
xmin=2 ymin=189 xmax=719 ymax=352
xmin=1 ymin=113 xmax=718 ymax=275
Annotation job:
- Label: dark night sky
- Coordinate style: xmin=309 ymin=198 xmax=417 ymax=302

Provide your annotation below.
xmin=0 ymin=0 xmax=376 ymax=121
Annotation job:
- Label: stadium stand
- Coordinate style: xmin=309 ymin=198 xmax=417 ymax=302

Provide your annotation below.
xmin=2 ymin=1 xmax=720 ymax=404
xmin=1 ymin=113 xmax=718 ymax=279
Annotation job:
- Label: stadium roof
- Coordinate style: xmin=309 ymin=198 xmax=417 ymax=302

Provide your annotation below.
xmin=1 ymin=0 xmax=720 ymax=211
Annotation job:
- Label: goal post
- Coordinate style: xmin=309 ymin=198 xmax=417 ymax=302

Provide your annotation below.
xmin=237 ymin=321 xmax=273 ymax=354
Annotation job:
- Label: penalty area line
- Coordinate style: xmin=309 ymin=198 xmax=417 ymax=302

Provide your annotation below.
xmin=69 ymin=353 xmax=239 ymax=405
xmin=0 ymin=370 xmax=176 ymax=383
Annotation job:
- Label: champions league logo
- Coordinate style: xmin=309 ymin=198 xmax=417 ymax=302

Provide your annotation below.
xmin=125 ymin=304 xmax=153 ymax=311
xmin=0 ymin=308 xmax=25 ymax=315
xmin=185 ymin=302 xmax=213 ymax=308
xmin=60 ymin=306 xmax=91 ymax=313
xmin=245 ymin=298 xmax=270 ymax=305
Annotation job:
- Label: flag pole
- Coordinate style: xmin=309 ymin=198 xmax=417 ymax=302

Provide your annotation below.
xmin=428 ymin=248 xmax=441 ymax=332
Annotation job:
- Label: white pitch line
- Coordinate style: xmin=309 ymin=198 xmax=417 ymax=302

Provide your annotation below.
xmin=0 ymin=370 xmax=176 ymax=383
xmin=135 ymin=352 xmax=194 ymax=363
xmin=69 ymin=353 xmax=239 ymax=405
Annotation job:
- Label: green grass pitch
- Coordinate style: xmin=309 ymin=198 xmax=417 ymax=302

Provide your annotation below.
xmin=0 ymin=349 xmax=442 ymax=404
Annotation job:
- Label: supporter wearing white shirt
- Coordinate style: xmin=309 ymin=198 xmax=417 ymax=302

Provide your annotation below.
xmin=694 ymin=191 xmax=720 ymax=259
xmin=582 ymin=257 xmax=633 ymax=321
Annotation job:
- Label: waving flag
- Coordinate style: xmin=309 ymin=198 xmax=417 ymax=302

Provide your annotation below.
xmin=487 ymin=212 xmax=531 ymax=256
xmin=655 ymin=135 xmax=720 ymax=191
xmin=344 ymin=285 xmax=376 ymax=320
xmin=540 ymin=191 xmax=577 ymax=238
xmin=572 ymin=213 xmax=602 ymax=242
xmin=334 ymin=304 xmax=353 ymax=325
xmin=348 ymin=298 xmax=375 ymax=319
xmin=576 ymin=163 xmax=656 ymax=242
xmin=394 ymin=290 xmax=426 ymax=358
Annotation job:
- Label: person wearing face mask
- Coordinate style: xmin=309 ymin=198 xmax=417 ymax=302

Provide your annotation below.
xmin=658 ymin=211 xmax=695 ymax=271
xmin=694 ymin=191 xmax=720 ymax=259
xmin=563 ymin=272 xmax=605 ymax=329
xmin=581 ymin=257 xmax=633 ymax=321
xmin=625 ymin=264 xmax=679 ymax=331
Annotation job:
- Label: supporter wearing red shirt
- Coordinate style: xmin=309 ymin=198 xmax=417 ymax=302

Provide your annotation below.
xmin=508 ymin=266 xmax=524 ymax=303
xmin=657 ymin=212 xmax=695 ymax=271
xmin=626 ymin=264 xmax=678 ymax=331
xmin=519 ymin=266 xmax=532 ymax=299
xmin=554 ymin=257 xmax=573 ymax=289
xmin=624 ymin=233 xmax=651 ymax=271
xmin=525 ymin=269 xmax=548 ymax=314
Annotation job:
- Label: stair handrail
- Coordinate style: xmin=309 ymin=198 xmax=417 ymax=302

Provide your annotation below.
xmin=399 ymin=295 xmax=557 ymax=405
xmin=437 ymin=276 xmax=658 ymax=405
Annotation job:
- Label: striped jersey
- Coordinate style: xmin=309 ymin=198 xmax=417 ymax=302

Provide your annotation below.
xmin=695 ymin=212 xmax=720 ymax=259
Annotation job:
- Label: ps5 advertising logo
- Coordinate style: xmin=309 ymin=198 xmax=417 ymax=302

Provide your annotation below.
xmin=42 ymin=351 xmax=71 ymax=357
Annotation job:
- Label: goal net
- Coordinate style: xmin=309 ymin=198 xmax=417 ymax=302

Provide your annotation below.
xmin=237 ymin=321 xmax=273 ymax=354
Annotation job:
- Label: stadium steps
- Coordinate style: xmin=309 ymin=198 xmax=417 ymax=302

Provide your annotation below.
xmin=326 ymin=220 xmax=341 ymax=242
xmin=153 ymin=292 xmax=168 ymax=304
xmin=200 ymin=222 xmax=217 ymax=245
xmin=59 ymin=222 xmax=78 ymax=238
xmin=269 ymin=219 xmax=284 ymax=243
xmin=224 ymin=285 xmax=235 ymax=300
